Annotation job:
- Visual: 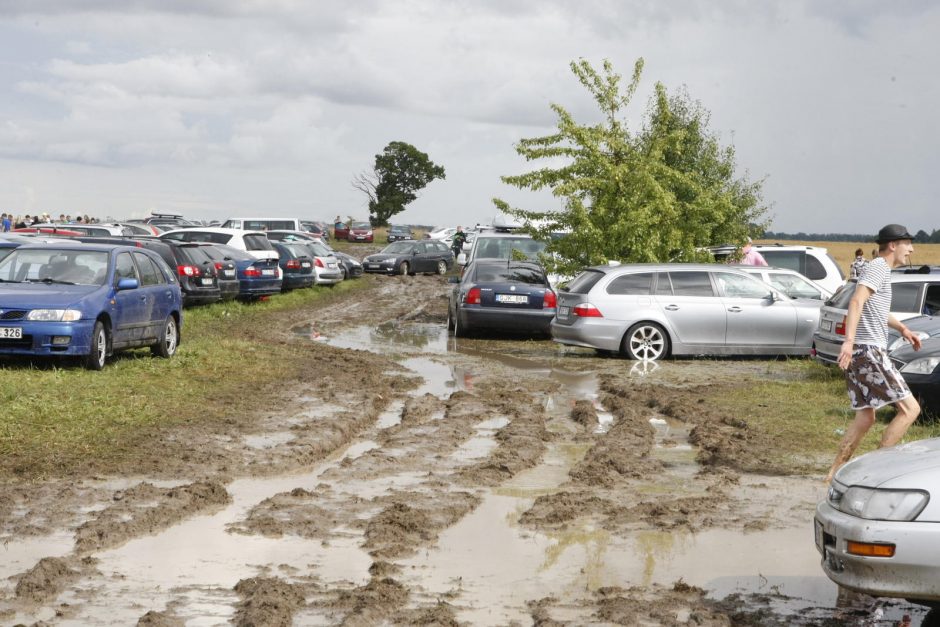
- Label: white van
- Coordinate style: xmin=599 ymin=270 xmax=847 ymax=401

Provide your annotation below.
xmin=221 ymin=218 xmax=304 ymax=232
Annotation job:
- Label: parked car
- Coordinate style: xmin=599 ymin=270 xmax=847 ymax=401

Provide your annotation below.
xmin=457 ymin=230 xmax=547 ymax=267
xmin=164 ymin=241 xmax=223 ymax=307
xmin=159 ymin=228 xmax=280 ymax=265
xmin=889 ymin=336 xmax=940 ymax=418
xmin=220 ymin=217 xmax=306 ymax=231
xmin=447 ymin=260 xmax=556 ymax=337
xmin=271 ymin=242 xmax=316 ymax=291
xmin=387 ymin=225 xmax=414 ymax=242
xmin=0 ymin=239 xmax=24 ymax=263
xmin=293 ymin=240 xmax=343 ymax=285
xmin=815 ymin=438 xmax=940 ymax=605
xmin=887 ymin=314 xmax=940 ymax=352
xmin=112 ymin=222 xmax=162 ymax=236
xmin=13 ymin=226 xmax=85 ymax=237
xmin=300 ymin=221 xmax=330 ymax=241
xmin=347 ymin=221 xmax=374 ymax=243
xmin=710 ymin=244 xmax=844 ymax=295
xmin=210 ymin=244 xmax=282 ymax=299
xmin=141 ymin=211 xmax=198 ymax=229
xmin=813 ymin=273 xmax=940 ymax=366
xmin=0 ymin=244 xmax=182 ymax=369
xmin=185 ymin=243 xmax=240 ymax=302
xmin=334 ymin=251 xmax=363 ymax=279
xmin=363 ymin=240 xmax=453 ymax=276
xmin=737 ymin=266 xmax=833 ymax=300
xmin=551 ymin=263 xmax=821 ymax=360
xmin=425 ymin=226 xmax=456 ymax=241
xmin=333 ymin=221 xmax=349 ymax=240
xmin=265 ymin=230 xmax=359 ymax=280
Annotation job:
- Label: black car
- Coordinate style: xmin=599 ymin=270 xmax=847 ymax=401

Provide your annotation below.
xmin=189 ymin=243 xmax=240 ymax=301
xmin=363 ymin=240 xmax=453 ymax=276
xmin=387 ymin=224 xmax=414 ymax=242
xmin=447 ymin=260 xmax=556 ymax=337
xmin=165 ymin=241 xmax=222 ymax=306
xmin=272 ymin=242 xmax=315 ymax=291
xmin=891 ymin=336 xmax=940 ymax=418
xmin=334 ymin=251 xmax=363 ymax=279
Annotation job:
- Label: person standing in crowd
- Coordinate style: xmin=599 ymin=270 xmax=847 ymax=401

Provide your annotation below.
xmin=826 ymin=224 xmax=922 ymax=483
xmin=849 ymin=248 xmax=868 ymax=279
xmin=1 ymin=213 xmax=11 ymax=232
xmin=740 ymin=237 xmax=768 ymax=266
xmin=451 ymin=225 xmax=467 ymax=257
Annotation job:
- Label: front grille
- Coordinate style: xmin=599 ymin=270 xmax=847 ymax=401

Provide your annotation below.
xmin=0 ymin=310 xmax=27 ymax=320
xmin=892 ymin=358 xmax=905 ymax=370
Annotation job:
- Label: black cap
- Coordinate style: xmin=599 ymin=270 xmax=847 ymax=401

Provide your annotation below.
xmin=876 ymin=224 xmax=914 ymax=244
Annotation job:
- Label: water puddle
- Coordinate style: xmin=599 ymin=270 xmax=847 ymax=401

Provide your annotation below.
xmin=243 ymin=431 xmax=295 ymax=449
xmin=294 ymin=321 xmax=449 ymax=354
xmin=375 ymin=399 xmax=404 ymax=429
xmin=450 ymin=417 xmax=511 ymax=463
xmin=400 ymin=356 xmax=454 ymax=397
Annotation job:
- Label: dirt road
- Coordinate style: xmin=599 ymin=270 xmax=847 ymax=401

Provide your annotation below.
xmin=0 ymin=274 xmax=933 ymax=625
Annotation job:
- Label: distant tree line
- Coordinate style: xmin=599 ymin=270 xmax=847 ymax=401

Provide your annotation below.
xmin=762 ymin=229 xmax=940 ymax=244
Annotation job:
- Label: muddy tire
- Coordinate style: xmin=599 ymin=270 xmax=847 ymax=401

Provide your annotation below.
xmin=436 ymin=260 xmax=447 ymax=275
xmin=399 ymin=261 xmax=410 ymax=276
xmin=83 ymin=320 xmax=109 ymax=370
xmin=151 ymin=315 xmax=179 ymax=358
xmin=622 ymin=322 xmax=669 ymax=361
xmin=453 ymin=310 xmax=468 ymax=338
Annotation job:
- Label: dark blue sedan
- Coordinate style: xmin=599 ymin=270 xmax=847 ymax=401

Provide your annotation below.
xmin=211 ymin=244 xmax=282 ymax=300
xmin=0 ymin=244 xmax=183 ymax=369
xmin=447 ymin=260 xmax=556 ymax=337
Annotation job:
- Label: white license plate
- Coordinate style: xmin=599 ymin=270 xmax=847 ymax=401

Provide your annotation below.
xmin=559 ymin=306 xmax=570 ymax=316
xmin=224 ymin=270 xmax=235 ymax=277
xmin=821 ymin=320 xmax=832 ymax=332
xmin=0 ymin=327 xmax=23 ymax=339
xmin=261 ymin=269 xmax=275 ymax=276
xmin=328 ymin=263 xmax=337 ymax=269
xmin=301 ymin=262 xmax=311 ymax=268
xmin=368 ymin=264 xmax=380 ymax=269
xmin=496 ymin=294 xmax=528 ymax=304
xmin=200 ymin=278 xmax=213 ymax=286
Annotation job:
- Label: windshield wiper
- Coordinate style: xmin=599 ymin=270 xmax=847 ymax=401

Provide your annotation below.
xmin=26 ymin=278 xmax=77 ymax=285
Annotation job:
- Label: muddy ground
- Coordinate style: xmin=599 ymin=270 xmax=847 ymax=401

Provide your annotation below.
xmin=0 ymin=272 xmax=935 ymax=626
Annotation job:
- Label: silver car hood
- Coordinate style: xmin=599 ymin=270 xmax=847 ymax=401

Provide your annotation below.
xmin=837 ymin=437 xmax=940 ymax=490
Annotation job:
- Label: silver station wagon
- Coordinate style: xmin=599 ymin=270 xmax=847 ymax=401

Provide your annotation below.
xmin=551 ymin=263 xmax=821 ymax=360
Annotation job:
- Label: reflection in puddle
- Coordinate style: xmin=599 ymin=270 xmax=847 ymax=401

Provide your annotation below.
xmin=401 ymin=357 xmax=454 ymax=398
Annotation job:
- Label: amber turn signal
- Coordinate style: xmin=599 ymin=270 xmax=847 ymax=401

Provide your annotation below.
xmin=846 ymin=541 xmax=896 ymax=558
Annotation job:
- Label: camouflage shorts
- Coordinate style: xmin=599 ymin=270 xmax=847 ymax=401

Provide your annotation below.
xmin=844 ymin=344 xmax=912 ymax=410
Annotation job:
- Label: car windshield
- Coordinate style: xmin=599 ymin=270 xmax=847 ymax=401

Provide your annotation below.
xmin=382 ymin=242 xmax=414 ymax=254
xmin=351 ymin=222 xmax=370 ymax=229
xmin=390 ymin=226 xmax=409 ymax=232
xmin=0 ymin=248 xmax=109 ymax=286
xmin=473 ymin=265 xmax=546 ymax=284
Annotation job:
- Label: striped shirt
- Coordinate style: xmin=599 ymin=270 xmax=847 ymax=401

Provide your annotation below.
xmin=854 ymin=257 xmax=891 ymax=348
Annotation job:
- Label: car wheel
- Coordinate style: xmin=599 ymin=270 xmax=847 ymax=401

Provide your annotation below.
xmin=151 ymin=315 xmax=179 ymax=358
xmin=83 ymin=320 xmax=109 ymax=370
xmin=447 ymin=306 xmax=455 ymax=335
xmin=622 ymin=322 xmax=669 ymax=361
xmin=399 ymin=261 xmax=410 ymax=276
xmin=436 ymin=260 xmax=447 ymax=275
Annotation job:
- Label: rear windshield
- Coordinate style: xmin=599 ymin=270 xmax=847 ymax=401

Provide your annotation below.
xmin=177 ymin=245 xmax=211 ymax=265
xmin=564 ymin=269 xmax=605 ymax=294
xmin=826 ymin=281 xmax=856 ymax=308
xmin=305 ymin=242 xmax=331 ymax=257
xmin=474 ymin=236 xmax=546 ymax=260
xmin=281 ymin=243 xmax=310 ymax=258
xmin=472 ymin=265 xmax=546 ymax=284
xmin=244 ymin=234 xmax=275 ymax=251
xmin=214 ymin=245 xmax=254 ymax=261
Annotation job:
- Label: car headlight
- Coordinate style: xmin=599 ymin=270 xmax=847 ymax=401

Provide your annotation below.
xmin=889 ymin=331 xmax=929 ymax=351
xmin=26 ymin=309 xmax=82 ymax=322
xmin=900 ymin=357 xmax=940 ymax=374
xmin=834 ymin=486 xmax=929 ymax=521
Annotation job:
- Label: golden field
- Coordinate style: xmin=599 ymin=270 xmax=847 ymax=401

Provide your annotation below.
xmin=756 ymin=239 xmax=940 ymax=274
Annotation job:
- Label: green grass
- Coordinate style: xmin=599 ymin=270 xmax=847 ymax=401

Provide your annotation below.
xmin=0 ymin=281 xmax=365 ymax=478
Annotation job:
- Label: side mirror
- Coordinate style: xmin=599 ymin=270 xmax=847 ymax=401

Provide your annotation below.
xmin=457 ymin=253 xmax=467 ymax=266
xmin=117 ymin=277 xmax=139 ymax=290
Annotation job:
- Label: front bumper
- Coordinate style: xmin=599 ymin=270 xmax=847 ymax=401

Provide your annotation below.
xmin=0 ymin=318 xmax=96 ymax=357
xmin=815 ymin=500 xmax=940 ymax=602
xmin=363 ymin=262 xmax=396 ymax=274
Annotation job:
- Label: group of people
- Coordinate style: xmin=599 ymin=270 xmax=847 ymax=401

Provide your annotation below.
xmin=0 ymin=212 xmax=100 ymax=231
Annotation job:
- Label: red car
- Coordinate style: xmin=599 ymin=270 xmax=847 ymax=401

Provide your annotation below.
xmin=13 ymin=226 xmax=84 ymax=237
xmin=347 ymin=221 xmax=373 ymax=243
xmin=333 ymin=221 xmax=349 ymax=240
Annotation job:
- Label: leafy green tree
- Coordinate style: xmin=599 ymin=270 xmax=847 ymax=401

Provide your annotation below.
xmin=914 ymin=229 xmax=930 ymax=243
xmin=493 ymin=58 xmax=769 ymax=276
xmin=353 ymin=141 xmax=445 ymax=227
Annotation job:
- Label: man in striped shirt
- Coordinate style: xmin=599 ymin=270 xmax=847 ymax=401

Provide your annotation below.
xmin=826 ymin=224 xmax=922 ymax=483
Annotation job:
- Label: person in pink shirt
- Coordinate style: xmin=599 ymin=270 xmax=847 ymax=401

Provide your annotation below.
xmin=741 ymin=238 xmax=767 ymax=266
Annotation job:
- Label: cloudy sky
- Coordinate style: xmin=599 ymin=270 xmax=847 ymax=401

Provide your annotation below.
xmin=0 ymin=0 xmax=937 ymax=234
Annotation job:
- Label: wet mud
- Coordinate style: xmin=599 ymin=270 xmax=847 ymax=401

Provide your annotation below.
xmin=1 ymin=273 xmax=935 ymax=625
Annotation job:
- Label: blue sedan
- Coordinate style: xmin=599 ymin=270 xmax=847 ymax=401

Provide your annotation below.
xmin=0 ymin=244 xmax=183 ymax=369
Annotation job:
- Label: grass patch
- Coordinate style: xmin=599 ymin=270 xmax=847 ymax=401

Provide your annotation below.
xmin=0 ymin=280 xmax=365 ymax=479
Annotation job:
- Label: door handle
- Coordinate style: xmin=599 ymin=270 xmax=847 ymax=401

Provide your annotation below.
xmin=664 ymin=304 xmax=679 ymax=311
xmin=728 ymin=306 xmax=742 ymax=313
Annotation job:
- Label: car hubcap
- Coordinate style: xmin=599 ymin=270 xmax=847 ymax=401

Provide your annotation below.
xmin=438 ymin=261 xmax=446 ymax=274
xmin=165 ymin=321 xmax=177 ymax=353
xmin=630 ymin=327 xmax=664 ymax=360
xmin=95 ymin=330 xmax=106 ymax=364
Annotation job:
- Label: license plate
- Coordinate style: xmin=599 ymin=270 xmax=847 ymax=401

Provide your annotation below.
xmin=0 ymin=327 xmax=23 ymax=339
xmin=224 ymin=270 xmax=235 ymax=277
xmin=368 ymin=264 xmax=379 ymax=269
xmin=814 ymin=519 xmax=824 ymax=551
xmin=496 ymin=294 xmax=528 ymax=304
xmin=301 ymin=262 xmax=311 ymax=268
xmin=262 ymin=269 xmax=275 ymax=276
xmin=559 ymin=306 xmax=570 ymax=316
xmin=200 ymin=278 xmax=213 ymax=286
xmin=328 ymin=263 xmax=337 ymax=269
xmin=821 ymin=320 xmax=832 ymax=332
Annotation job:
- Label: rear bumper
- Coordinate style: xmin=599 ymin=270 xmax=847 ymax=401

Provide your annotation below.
xmin=182 ymin=289 xmax=222 ymax=306
xmin=237 ymin=279 xmax=282 ymax=299
xmin=459 ymin=308 xmax=554 ymax=334
xmin=314 ymin=269 xmax=343 ymax=285
xmin=813 ymin=333 xmax=842 ymax=365
xmin=0 ymin=319 xmax=96 ymax=356
xmin=551 ymin=318 xmax=624 ymax=352
xmin=282 ymin=273 xmax=315 ymax=289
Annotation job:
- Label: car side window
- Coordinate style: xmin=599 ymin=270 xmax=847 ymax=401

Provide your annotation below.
xmin=924 ymin=284 xmax=940 ymax=315
xmin=654 ymin=273 xmax=673 ymax=295
xmin=668 ymin=272 xmax=714 ymax=297
xmin=768 ymin=272 xmax=820 ymax=299
xmin=606 ymin=272 xmax=653 ymax=295
xmin=415 ymin=242 xmax=427 ymax=254
xmin=891 ymin=282 xmax=922 ymax=313
xmin=804 ymin=254 xmax=826 ymax=280
xmin=714 ymin=272 xmax=771 ymax=299
xmin=760 ymin=251 xmax=802 ymax=274
xmin=115 ymin=252 xmax=138 ymax=284
xmin=161 ymin=232 xmax=185 ymax=241
xmin=134 ymin=253 xmax=161 ymax=286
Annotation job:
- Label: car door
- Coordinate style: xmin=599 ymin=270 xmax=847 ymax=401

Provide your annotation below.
xmin=134 ymin=252 xmax=174 ymax=342
xmin=412 ymin=242 xmax=431 ymax=272
xmin=713 ymin=270 xmax=799 ymax=347
xmin=653 ymin=271 xmax=726 ymax=346
xmin=110 ymin=251 xmax=146 ymax=346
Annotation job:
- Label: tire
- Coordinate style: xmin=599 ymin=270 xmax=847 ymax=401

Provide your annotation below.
xmin=436 ymin=260 xmax=447 ymax=275
xmin=83 ymin=320 xmax=109 ymax=370
xmin=399 ymin=261 xmax=410 ymax=276
xmin=621 ymin=322 xmax=669 ymax=361
xmin=151 ymin=315 xmax=179 ymax=358
xmin=447 ymin=306 xmax=455 ymax=335
xmin=454 ymin=310 xmax=467 ymax=338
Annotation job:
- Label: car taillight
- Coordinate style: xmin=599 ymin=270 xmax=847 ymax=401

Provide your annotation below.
xmin=573 ymin=303 xmax=603 ymax=317
xmin=286 ymin=259 xmax=301 ymax=269
xmin=835 ymin=317 xmax=846 ymax=335
xmin=244 ymin=267 xmax=262 ymax=277
xmin=177 ymin=264 xmax=200 ymax=277
xmin=214 ymin=262 xmax=224 ymax=271
xmin=543 ymin=290 xmax=557 ymax=309
xmin=315 ymin=258 xmax=324 ymax=268
xmin=464 ymin=287 xmax=481 ymax=304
